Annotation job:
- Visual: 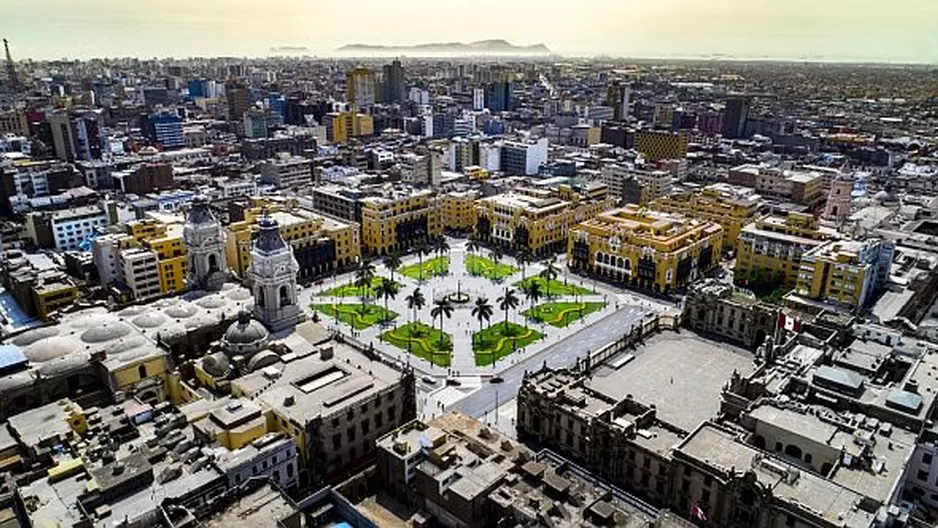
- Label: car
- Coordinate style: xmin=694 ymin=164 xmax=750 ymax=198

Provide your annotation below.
xmin=445 ymin=378 xmax=462 ymax=386
xmin=421 ymin=376 xmax=436 ymax=385
xmin=489 ymin=375 xmax=504 ymax=383
xmin=315 ymin=279 xmax=325 ymax=285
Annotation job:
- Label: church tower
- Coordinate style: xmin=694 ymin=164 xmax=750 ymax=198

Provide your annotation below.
xmin=184 ymin=195 xmax=228 ymax=290
xmin=250 ymin=215 xmax=305 ymax=332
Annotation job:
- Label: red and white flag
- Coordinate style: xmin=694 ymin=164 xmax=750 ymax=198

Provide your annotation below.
xmin=778 ymin=312 xmax=801 ymax=332
xmin=691 ymin=501 xmax=709 ymax=522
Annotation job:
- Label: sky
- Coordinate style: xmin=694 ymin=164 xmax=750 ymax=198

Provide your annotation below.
xmin=2 ymin=0 xmax=936 ymax=63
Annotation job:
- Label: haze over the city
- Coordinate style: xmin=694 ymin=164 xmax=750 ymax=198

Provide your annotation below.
xmin=3 ymin=0 xmax=936 ymax=63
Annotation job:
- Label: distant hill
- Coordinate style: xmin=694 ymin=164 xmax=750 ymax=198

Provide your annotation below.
xmin=336 ymin=39 xmax=551 ymax=55
xmin=270 ymin=46 xmax=309 ymax=54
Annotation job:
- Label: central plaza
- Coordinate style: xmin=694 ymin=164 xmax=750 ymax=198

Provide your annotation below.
xmin=304 ymin=237 xmax=620 ymax=374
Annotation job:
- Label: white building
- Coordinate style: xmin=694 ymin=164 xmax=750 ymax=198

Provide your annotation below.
xmin=91 ymin=233 xmax=124 ymax=286
xmin=472 ymin=88 xmax=485 ymax=111
xmin=214 ymin=434 xmax=299 ymax=490
xmin=118 ymin=247 xmax=162 ymax=300
xmin=218 ymin=177 xmax=258 ymax=199
xmin=500 ymin=137 xmax=548 ymax=176
xmin=42 ymin=205 xmax=110 ymax=252
xmin=479 ymin=142 xmax=501 ymax=173
xmin=409 ymin=87 xmax=429 ymax=106
xmin=259 ymin=154 xmax=312 ymax=189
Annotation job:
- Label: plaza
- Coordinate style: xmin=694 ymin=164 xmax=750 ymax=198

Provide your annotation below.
xmin=302 ymin=237 xmax=632 ymax=376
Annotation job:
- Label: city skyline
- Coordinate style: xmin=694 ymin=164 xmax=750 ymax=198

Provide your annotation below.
xmin=3 ymin=0 xmax=937 ymax=63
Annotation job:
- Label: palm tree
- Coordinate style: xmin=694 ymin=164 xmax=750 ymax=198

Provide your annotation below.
xmin=540 ymin=256 xmax=560 ymax=299
xmin=383 ymin=253 xmax=402 ymax=283
xmin=524 ymin=281 xmax=543 ymax=328
xmin=355 ymin=260 xmax=376 ymax=311
xmin=488 ymin=249 xmax=503 ymax=280
xmin=405 ymin=287 xmax=426 ymax=327
xmin=471 ymin=296 xmax=494 ymax=345
xmin=517 ymin=250 xmax=532 ymax=282
xmin=417 ymin=244 xmax=432 ymax=281
xmin=435 ymin=236 xmax=450 ymax=259
xmin=430 ymin=298 xmax=454 ymax=362
xmin=497 ymin=287 xmax=520 ymax=328
xmin=375 ymin=279 xmax=400 ymax=322
xmin=467 ymin=238 xmax=480 ymax=257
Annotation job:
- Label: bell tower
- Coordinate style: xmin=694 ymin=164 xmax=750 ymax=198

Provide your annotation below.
xmin=250 ymin=215 xmax=306 ymax=332
xmin=184 ymin=195 xmax=228 ymax=290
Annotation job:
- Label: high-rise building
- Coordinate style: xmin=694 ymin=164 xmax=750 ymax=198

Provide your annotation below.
xmin=635 ymin=130 xmax=689 ymax=161
xmin=823 ymin=174 xmax=855 ymax=222
xmin=347 ymin=66 xmax=377 ymax=108
xmin=606 ymin=81 xmax=630 ymax=121
xmin=381 ymin=59 xmax=406 ymax=103
xmin=794 ymin=239 xmax=895 ymax=310
xmin=226 ymin=85 xmax=250 ymax=121
xmin=142 ymin=110 xmax=184 ymax=149
xmin=485 ymin=81 xmax=514 ymax=112
xmin=48 ymin=109 xmax=106 ymax=162
xmin=500 ymin=137 xmax=548 ymax=176
xmin=723 ymin=96 xmax=751 ymax=139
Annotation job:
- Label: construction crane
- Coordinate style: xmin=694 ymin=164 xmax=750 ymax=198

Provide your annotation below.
xmin=3 ymin=38 xmax=17 ymax=91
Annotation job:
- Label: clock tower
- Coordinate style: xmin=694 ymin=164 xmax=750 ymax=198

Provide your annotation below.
xmin=250 ymin=214 xmax=306 ymax=332
xmin=184 ymin=195 xmax=228 ymax=291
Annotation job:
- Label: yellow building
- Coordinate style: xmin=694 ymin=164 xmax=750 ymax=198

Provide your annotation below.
xmin=346 ymin=66 xmax=377 ymax=108
xmin=33 ymin=280 xmax=80 ymax=319
xmin=735 ymin=212 xmax=838 ymax=291
xmin=361 ymin=188 xmax=442 ymax=256
xmin=463 ymin=165 xmax=489 ymax=180
xmin=568 ymin=205 xmax=724 ymax=293
xmin=475 ymin=184 xmax=615 ymax=256
xmin=442 ymin=190 xmax=478 ymax=232
xmin=329 ymin=111 xmax=374 ymax=144
xmin=794 ymin=239 xmax=894 ymax=310
xmin=125 ymin=219 xmax=188 ymax=295
xmin=649 ymin=183 xmax=761 ymax=250
xmin=635 ymin=130 xmax=689 ymax=161
xmin=225 ymin=199 xmax=360 ymax=279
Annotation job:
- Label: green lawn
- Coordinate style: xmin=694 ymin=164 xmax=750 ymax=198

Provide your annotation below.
xmin=312 ymin=304 xmax=397 ymax=330
xmin=316 ymin=276 xmax=397 ymax=298
xmin=381 ymin=321 xmax=453 ymax=367
xmin=465 ymin=254 xmax=518 ymax=280
xmin=399 ymin=256 xmax=449 ymax=281
xmin=516 ymin=276 xmax=591 ymax=297
xmin=523 ymin=302 xmax=605 ymax=328
xmin=473 ymin=321 xmax=544 ymax=366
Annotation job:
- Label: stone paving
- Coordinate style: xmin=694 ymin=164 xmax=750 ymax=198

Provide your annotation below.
xmin=299 ymin=237 xmax=655 ymax=378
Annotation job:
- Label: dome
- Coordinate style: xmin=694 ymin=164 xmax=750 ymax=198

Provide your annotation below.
xmin=164 ymin=303 xmax=198 ymax=319
xmin=222 ymin=311 xmax=269 ymax=356
xmin=201 ymin=352 xmax=231 ymax=378
xmin=80 ymin=322 xmax=133 ymax=344
xmin=196 ymin=296 xmax=226 ymax=309
xmin=132 ymin=312 xmax=169 ymax=329
xmin=874 ymin=190 xmax=891 ymax=203
xmin=23 ymin=336 xmax=76 ymax=362
xmin=226 ymin=288 xmax=252 ymax=301
xmin=12 ymin=326 xmax=60 ymax=347
xmin=246 ymin=349 xmax=280 ymax=372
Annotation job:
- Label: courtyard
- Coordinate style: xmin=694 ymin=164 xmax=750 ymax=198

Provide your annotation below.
xmin=305 ymin=238 xmax=631 ymax=375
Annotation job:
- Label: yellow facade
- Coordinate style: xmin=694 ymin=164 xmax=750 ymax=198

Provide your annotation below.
xmin=124 ymin=219 xmax=188 ymax=295
xmin=568 ymin=205 xmax=724 ymax=293
xmin=649 ymin=184 xmax=760 ymax=250
xmin=109 ymin=354 xmax=171 ymax=393
xmin=635 ymin=130 xmax=689 ymax=161
xmin=464 ymin=166 xmax=489 ymax=180
xmin=442 ymin=191 xmax=477 ymax=232
xmin=216 ymin=419 xmax=268 ymax=451
xmin=475 ymin=185 xmax=615 ymax=256
xmin=794 ymin=239 xmax=891 ymax=310
xmin=226 ymin=200 xmax=361 ymax=278
xmin=33 ymin=283 xmax=80 ymax=319
xmin=735 ymin=212 xmax=837 ymax=290
xmin=361 ymin=190 xmax=442 ymax=256
xmin=329 ymin=111 xmax=374 ymax=144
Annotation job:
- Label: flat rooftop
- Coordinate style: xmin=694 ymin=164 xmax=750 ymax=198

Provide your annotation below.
xmin=587 ymin=332 xmax=754 ymax=433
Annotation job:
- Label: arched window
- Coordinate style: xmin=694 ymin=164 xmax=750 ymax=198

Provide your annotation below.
xmin=256 ymin=288 xmax=266 ymax=307
xmin=280 ymin=285 xmax=291 ymax=307
xmin=138 ymin=364 xmax=147 ymax=379
xmin=784 ymin=444 xmax=803 ymax=460
xmin=617 ymin=257 xmax=624 ymax=268
xmin=208 ymin=254 xmax=218 ymax=272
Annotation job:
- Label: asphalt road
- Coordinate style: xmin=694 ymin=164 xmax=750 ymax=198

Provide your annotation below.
xmin=449 ymin=304 xmax=650 ymax=418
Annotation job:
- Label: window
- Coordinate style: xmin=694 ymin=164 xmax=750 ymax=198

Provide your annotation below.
xmin=786 ymin=515 xmax=796 ymax=527
xmin=918 ymin=469 xmax=929 ymax=482
xmin=924 ymin=453 xmax=933 ymax=465
xmin=704 ymin=475 xmax=712 ymax=487
xmin=682 ymin=480 xmax=690 ymax=492
xmin=332 ymin=434 xmax=341 ymax=450
xmin=347 ymin=426 xmax=356 ymax=442
xmin=287 ymin=464 xmax=294 ymax=478
xmin=701 ymin=489 xmax=710 ymax=502
xmin=138 ymin=364 xmax=147 ymax=379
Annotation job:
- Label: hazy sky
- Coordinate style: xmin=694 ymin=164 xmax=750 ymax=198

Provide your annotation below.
xmin=3 ymin=0 xmax=936 ymax=62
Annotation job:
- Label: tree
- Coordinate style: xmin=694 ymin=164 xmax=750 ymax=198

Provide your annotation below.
xmin=524 ymin=280 xmax=543 ymax=327
xmin=435 ymin=236 xmax=450 ymax=259
xmin=539 ymin=256 xmax=560 ymax=299
xmin=405 ymin=287 xmax=426 ymax=327
xmin=355 ymin=260 xmax=376 ymax=311
xmin=375 ymin=278 xmax=400 ymax=322
xmin=471 ymin=296 xmax=494 ymax=345
xmin=383 ymin=253 xmax=402 ymax=283
xmin=467 ymin=238 xmax=480 ymax=257
xmin=497 ymin=287 xmax=520 ymax=328
xmin=417 ymin=244 xmax=432 ymax=281
xmin=516 ymin=250 xmax=532 ymax=281
xmin=430 ymin=298 xmax=454 ymax=354
xmin=488 ymin=249 xmax=503 ymax=280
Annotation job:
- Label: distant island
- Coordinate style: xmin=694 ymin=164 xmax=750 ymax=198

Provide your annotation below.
xmin=336 ymin=39 xmax=551 ymax=56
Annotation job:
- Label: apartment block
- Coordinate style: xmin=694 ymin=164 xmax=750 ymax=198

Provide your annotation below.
xmin=258 ymin=154 xmax=313 ymax=189
xmin=794 ymin=239 xmax=895 ymax=311
xmin=635 ymin=130 xmax=689 ymax=161
xmin=650 ymin=183 xmax=761 ymax=250
xmin=360 ymin=187 xmax=442 ymax=256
